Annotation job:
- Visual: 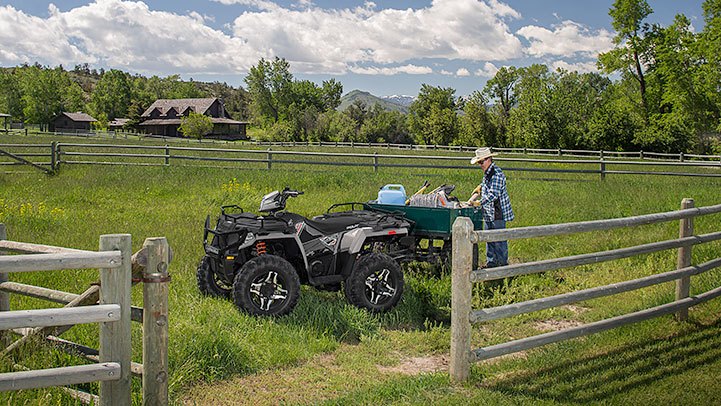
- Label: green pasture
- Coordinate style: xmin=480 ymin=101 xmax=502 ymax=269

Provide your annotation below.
xmin=1 ymin=134 xmax=721 ymax=404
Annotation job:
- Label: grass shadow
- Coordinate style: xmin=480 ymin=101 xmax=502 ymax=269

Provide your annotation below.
xmin=483 ymin=317 xmax=721 ymax=403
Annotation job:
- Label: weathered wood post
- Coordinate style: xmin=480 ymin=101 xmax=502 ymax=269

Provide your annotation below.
xmin=0 ymin=224 xmax=9 ymax=347
xmin=164 ymin=145 xmax=170 ymax=166
xmin=600 ymin=159 xmax=606 ymax=181
xmin=450 ymin=217 xmax=474 ymax=383
xmin=675 ymin=198 xmax=694 ymax=321
xmin=142 ymin=237 xmax=170 ymax=406
xmin=373 ymin=152 xmax=379 ymax=173
xmin=50 ymin=141 xmax=57 ymax=172
xmin=267 ymin=148 xmax=272 ymax=170
xmin=99 ymin=234 xmax=132 ymax=406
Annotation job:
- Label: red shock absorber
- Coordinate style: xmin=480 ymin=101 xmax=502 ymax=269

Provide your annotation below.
xmin=255 ymin=241 xmax=267 ymax=256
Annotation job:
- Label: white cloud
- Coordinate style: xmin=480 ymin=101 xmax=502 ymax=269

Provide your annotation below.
xmin=0 ymin=0 xmax=525 ymax=77
xmin=0 ymin=5 xmax=95 ymax=66
xmin=230 ymin=0 xmax=524 ymax=72
xmin=551 ymin=60 xmax=599 ymax=73
xmin=517 ymin=20 xmax=613 ymax=58
xmin=350 ymin=64 xmax=433 ymax=75
xmin=456 ymin=68 xmax=471 ymax=77
xmin=0 ymin=0 xmax=261 ymax=75
xmin=475 ymin=62 xmax=499 ymax=77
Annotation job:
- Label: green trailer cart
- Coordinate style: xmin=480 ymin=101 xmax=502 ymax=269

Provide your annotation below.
xmin=364 ymin=203 xmax=484 ymax=265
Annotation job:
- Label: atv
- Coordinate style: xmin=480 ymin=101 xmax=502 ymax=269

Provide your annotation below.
xmin=197 ymin=187 xmax=413 ymax=316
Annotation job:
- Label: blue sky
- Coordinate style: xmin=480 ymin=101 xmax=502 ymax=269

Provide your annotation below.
xmin=0 ymin=0 xmax=706 ymax=97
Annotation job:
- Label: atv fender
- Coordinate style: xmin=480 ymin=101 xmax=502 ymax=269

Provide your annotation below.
xmin=340 ymin=226 xmax=409 ymax=254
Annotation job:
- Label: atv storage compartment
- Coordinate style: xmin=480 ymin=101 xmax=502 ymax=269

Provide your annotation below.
xmin=376 ymin=184 xmax=406 ymax=205
xmin=365 ymin=203 xmax=484 ymax=237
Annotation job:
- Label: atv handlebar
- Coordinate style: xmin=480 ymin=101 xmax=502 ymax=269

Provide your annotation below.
xmin=282 ymin=187 xmax=304 ymax=198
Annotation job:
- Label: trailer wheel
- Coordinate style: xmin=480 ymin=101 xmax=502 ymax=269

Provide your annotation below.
xmin=345 ymin=253 xmax=404 ymax=312
xmin=233 ymin=255 xmax=300 ymax=316
xmin=197 ymin=256 xmax=232 ymax=299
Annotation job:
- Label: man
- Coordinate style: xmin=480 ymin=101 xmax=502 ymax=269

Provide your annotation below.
xmin=467 ymin=147 xmax=514 ymax=267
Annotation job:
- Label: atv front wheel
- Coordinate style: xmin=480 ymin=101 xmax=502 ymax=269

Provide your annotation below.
xmin=197 ymin=256 xmax=232 ymax=299
xmin=345 ymin=253 xmax=404 ymax=312
xmin=233 ymin=255 xmax=300 ymax=316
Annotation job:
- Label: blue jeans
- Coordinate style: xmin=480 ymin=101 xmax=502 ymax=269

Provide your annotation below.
xmin=485 ymin=219 xmax=508 ymax=267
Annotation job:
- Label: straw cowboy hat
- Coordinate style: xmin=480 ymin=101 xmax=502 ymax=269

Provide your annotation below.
xmin=470 ymin=147 xmax=498 ymax=165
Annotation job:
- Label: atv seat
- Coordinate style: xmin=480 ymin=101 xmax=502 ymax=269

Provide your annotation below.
xmin=305 ymin=215 xmax=361 ymax=234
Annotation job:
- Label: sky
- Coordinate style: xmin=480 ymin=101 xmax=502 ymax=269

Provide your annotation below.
xmin=0 ymin=0 xmax=707 ymax=98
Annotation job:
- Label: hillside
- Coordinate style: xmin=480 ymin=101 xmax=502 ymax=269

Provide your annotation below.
xmin=338 ymin=89 xmax=409 ymax=113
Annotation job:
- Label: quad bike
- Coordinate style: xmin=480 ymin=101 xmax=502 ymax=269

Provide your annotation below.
xmin=197 ymin=187 xmax=413 ymax=316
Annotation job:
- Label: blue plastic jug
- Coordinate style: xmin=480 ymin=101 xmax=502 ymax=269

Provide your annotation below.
xmin=377 ymin=184 xmax=406 ymax=205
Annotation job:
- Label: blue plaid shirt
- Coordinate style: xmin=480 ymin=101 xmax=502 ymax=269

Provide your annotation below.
xmin=479 ymin=163 xmax=514 ymax=222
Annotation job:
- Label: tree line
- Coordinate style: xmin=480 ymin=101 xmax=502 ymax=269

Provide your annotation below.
xmin=0 ymin=0 xmax=719 ymax=153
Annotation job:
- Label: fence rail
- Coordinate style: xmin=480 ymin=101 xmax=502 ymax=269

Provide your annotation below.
xmin=0 ymin=224 xmax=169 ymax=405
xmin=450 ymin=198 xmax=721 ymax=382
xmin=3 ymin=141 xmax=720 ymax=179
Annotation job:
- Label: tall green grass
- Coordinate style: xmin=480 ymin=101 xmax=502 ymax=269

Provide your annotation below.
xmin=1 ymin=134 xmax=721 ymax=404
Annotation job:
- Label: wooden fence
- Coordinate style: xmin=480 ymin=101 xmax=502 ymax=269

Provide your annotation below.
xmin=2 ymin=141 xmax=720 ymax=179
xmin=449 ymin=199 xmax=721 ymax=382
xmin=0 ymin=224 xmax=170 ymax=405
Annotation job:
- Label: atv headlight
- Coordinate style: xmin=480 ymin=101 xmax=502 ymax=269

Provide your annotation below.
xmin=239 ymin=232 xmax=255 ymax=249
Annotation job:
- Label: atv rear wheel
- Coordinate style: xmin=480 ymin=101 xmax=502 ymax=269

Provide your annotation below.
xmin=233 ymin=255 xmax=300 ymax=316
xmin=197 ymin=256 xmax=232 ymax=299
xmin=345 ymin=253 xmax=404 ymax=312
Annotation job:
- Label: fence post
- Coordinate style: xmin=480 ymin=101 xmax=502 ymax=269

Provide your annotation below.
xmin=267 ymin=148 xmax=272 ymax=170
xmin=450 ymin=217 xmax=474 ymax=383
xmin=679 ymin=152 xmax=684 ymax=162
xmin=99 ymin=234 xmax=132 ymax=406
xmin=50 ymin=141 xmax=57 ymax=172
xmin=164 ymin=145 xmax=170 ymax=166
xmin=675 ymin=198 xmax=694 ymax=321
xmin=600 ymin=159 xmax=606 ymax=181
xmin=558 ymin=148 xmax=562 ymax=156
xmin=0 ymin=224 xmax=9 ymax=347
xmin=142 ymin=237 xmax=170 ymax=406
xmin=56 ymin=143 xmax=62 ymax=170
xmin=640 ymin=150 xmax=644 ymax=160
xmin=373 ymin=152 xmax=378 ymax=173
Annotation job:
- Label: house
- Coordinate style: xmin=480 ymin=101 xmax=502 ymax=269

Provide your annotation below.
xmin=0 ymin=113 xmax=9 ymax=132
xmin=49 ymin=112 xmax=97 ymax=132
xmin=139 ymin=98 xmax=247 ymax=140
xmin=108 ymin=118 xmax=131 ymax=131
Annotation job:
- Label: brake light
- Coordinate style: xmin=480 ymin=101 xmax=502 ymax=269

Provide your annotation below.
xmin=388 ymin=230 xmax=396 ymax=235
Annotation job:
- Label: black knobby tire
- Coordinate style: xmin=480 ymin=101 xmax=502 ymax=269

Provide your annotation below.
xmin=232 ymin=255 xmax=300 ymax=316
xmin=345 ymin=253 xmax=404 ymax=312
xmin=197 ymin=256 xmax=232 ymax=299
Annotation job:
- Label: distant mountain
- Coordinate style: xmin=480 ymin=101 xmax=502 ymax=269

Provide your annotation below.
xmin=338 ymin=90 xmax=409 ymax=113
xmin=381 ymin=94 xmax=415 ymax=107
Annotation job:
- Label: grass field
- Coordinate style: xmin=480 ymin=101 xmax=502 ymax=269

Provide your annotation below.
xmin=1 ymin=133 xmax=721 ymax=404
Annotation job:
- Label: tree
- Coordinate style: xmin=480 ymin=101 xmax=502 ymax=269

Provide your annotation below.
xmin=407 ymin=84 xmax=459 ymax=145
xmin=699 ymin=0 xmax=721 ymax=133
xmin=359 ymin=104 xmax=411 ymax=144
xmin=90 ymin=69 xmax=131 ymax=120
xmin=548 ymin=71 xmax=610 ymax=148
xmin=507 ymin=65 xmax=555 ymax=148
xmin=245 ymin=57 xmax=293 ymax=125
xmin=483 ymin=66 xmax=518 ymax=144
xmin=0 ymin=69 xmax=24 ymax=119
xmin=19 ymin=66 xmax=73 ymax=129
xmin=598 ymin=0 xmax=653 ymax=119
xmin=315 ymin=110 xmax=357 ymax=142
xmin=458 ymin=91 xmax=497 ymax=147
xmin=179 ymin=112 xmax=213 ymax=139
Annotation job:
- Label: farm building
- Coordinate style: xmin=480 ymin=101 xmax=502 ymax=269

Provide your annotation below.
xmin=139 ymin=98 xmax=247 ymax=140
xmin=0 ymin=113 xmax=9 ymax=132
xmin=49 ymin=112 xmax=97 ymax=132
xmin=108 ymin=118 xmax=131 ymax=131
